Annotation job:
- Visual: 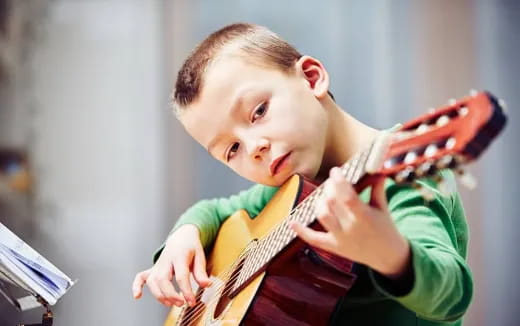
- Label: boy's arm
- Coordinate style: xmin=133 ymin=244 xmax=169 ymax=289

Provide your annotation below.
xmin=153 ymin=184 xmax=278 ymax=263
xmin=368 ymin=171 xmax=473 ymax=322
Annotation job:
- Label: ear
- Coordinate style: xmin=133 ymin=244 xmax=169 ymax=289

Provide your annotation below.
xmin=295 ymin=55 xmax=330 ymax=99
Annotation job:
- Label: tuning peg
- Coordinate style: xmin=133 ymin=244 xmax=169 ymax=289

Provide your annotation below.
xmin=435 ymin=174 xmax=457 ymax=196
xmin=445 ymin=137 xmax=457 ymax=150
xmin=498 ymin=98 xmax=508 ymax=113
xmin=395 ymin=167 xmax=415 ymax=183
xmin=416 ymin=161 xmax=437 ymax=177
xmin=458 ymin=107 xmax=469 ymax=116
xmin=424 ymin=144 xmax=438 ymax=158
xmin=470 ymin=89 xmax=478 ymax=97
xmin=383 ymin=159 xmax=394 ymax=169
xmin=412 ymin=182 xmax=436 ymax=201
xmin=404 ymin=151 xmax=418 ymax=164
xmin=457 ymin=169 xmax=477 ymax=190
xmin=436 ymin=115 xmax=450 ymax=127
xmin=416 ymin=123 xmax=430 ymax=134
xmin=436 ymin=155 xmax=457 ymax=169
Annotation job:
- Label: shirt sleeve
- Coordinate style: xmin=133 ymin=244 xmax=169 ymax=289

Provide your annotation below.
xmin=367 ymin=171 xmax=473 ymax=322
xmin=152 ymin=184 xmax=278 ymax=263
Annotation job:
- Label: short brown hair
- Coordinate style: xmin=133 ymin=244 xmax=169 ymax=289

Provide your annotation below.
xmin=172 ymin=23 xmax=302 ymax=115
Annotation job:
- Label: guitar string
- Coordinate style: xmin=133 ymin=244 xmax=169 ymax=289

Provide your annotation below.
xmin=177 ymin=149 xmax=371 ymax=325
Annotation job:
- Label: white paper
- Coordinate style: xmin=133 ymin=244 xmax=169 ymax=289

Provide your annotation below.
xmin=0 ymin=223 xmax=76 ymax=306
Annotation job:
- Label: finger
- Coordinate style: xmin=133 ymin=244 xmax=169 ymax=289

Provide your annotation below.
xmin=369 ymin=176 xmax=388 ymax=210
xmin=192 ymin=246 xmax=211 ymax=288
xmin=146 ymin=273 xmax=178 ymax=306
xmin=290 ymin=221 xmax=333 ymax=251
xmin=316 ymin=194 xmax=343 ymax=233
xmin=328 ymin=193 xmax=355 ymax=230
xmin=322 ymin=168 xmax=354 ymax=230
xmin=331 ymin=167 xmax=365 ymax=216
xmin=158 ymin=277 xmax=184 ymax=306
xmin=173 ymin=254 xmax=196 ymax=306
xmin=132 ymin=269 xmax=150 ymax=299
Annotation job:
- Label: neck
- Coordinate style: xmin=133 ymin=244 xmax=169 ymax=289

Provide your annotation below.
xmin=315 ymin=98 xmax=380 ymax=184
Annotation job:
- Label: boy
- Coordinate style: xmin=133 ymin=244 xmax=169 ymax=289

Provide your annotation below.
xmin=132 ymin=23 xmax=473 ymax=325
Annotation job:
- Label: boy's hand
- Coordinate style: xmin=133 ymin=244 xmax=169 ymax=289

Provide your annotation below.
xmin=132 ymin=224 xmax=211 ymax=307
xmin=291 ymin=167 xmax=411 ymax=280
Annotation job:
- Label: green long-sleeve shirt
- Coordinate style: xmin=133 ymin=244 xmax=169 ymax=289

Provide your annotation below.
xmin=155 ymin=170 xmax=473 ymax=325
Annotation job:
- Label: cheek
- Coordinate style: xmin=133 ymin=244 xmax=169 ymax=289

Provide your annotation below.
xmin=227 ymin=159 xmax=261 ymax=182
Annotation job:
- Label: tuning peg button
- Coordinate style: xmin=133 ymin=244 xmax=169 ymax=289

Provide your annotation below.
xmin=446 ymin=137 xmax=457 ymax=150
xmin=416 ymin=161 xmax=437 ymax=177
xmin=458 ymin=107 xmax=469 ymax=116
xmin=436 ymin=155 xmax=457 ymax=169
xmin=412 ymin=182 xmax=436 ymax=201
xmin=395 ymin=167 xmax=415 ymax=183
xmin=436 ymin=115 xmax=450 ymax=127
xmin=416 ymin=123 xmax=430 ymax=134
xmin=498 ymin=98 xmax=508 ymax=113
xmin=438 ymin=175 xmax=457 ymax=196
xmin=457 ymin=170 xmax=477 ymax=190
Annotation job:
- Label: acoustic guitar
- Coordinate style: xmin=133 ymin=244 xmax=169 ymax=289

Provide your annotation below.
xmin=164 ymin=91 xmax=507 ymax=326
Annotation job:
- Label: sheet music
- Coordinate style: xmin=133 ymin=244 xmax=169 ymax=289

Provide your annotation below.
xmin=0 ymin=223 xmax=76 ymax=307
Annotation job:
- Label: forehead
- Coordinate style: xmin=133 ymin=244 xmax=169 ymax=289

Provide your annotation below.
xmin=204 ymin=55 xmax=280 ymax=96
xmin=180 ymin=56 xmax=286 ymax=146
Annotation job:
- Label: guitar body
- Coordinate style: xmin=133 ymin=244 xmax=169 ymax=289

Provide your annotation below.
xmin=164 ymin=175 xmax=356 ymax=326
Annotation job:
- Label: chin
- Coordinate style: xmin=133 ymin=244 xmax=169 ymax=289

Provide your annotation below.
xmin=260 ymin=174 xmax=292 ymax=187
xmin=294 ymin=166 xmax=319 ymax=181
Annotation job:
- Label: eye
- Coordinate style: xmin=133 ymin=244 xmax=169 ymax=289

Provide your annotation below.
xmin=226 ymin=142 xmax=240 ymax=161
xmin=251 ymin=102 xmax=268 ymax=122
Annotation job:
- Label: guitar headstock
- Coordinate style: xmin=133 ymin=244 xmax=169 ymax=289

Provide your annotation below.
xmin=363 ymin=91 xmax=507 ymax=195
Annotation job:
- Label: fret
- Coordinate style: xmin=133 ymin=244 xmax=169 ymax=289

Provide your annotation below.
xmin=237 ymin=255 xmax=252 ymax=290
xmin=352 ymin=149 xmax=369 ymax=183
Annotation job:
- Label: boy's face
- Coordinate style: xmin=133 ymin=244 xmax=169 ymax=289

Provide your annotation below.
xmin=180 ymin=55 xmax=329 ymax=186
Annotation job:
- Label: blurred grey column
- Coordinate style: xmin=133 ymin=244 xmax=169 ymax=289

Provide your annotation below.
xmin=475 ymin=2 xmax=520 ymax=326
xmin=23 ymin=1 xmax=170 ymax=325
xmin=409 ymin=1 xmax=484 ymax=326
xmin=162 ymin=0 xmax=198 ymax=237
xmin=411 ymin=1 xmax=520 ymax=326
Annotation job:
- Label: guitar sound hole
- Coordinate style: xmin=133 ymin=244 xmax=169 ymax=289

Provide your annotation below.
xmin=213 ymin=256 xmax=245 ymax=319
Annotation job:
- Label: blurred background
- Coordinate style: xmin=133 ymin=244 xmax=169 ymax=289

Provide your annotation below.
xmin=0 ymin=0 xmax=518 ymax=325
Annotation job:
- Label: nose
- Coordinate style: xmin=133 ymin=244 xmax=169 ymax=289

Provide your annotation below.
xmin=248 ymin=138 xmax=270 ymax=160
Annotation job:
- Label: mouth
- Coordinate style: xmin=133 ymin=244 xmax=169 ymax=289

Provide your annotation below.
xmin=270 ymin=152 xmax=291 ymax=176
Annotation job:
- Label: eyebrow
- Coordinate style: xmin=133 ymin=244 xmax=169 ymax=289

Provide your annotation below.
xmin=206 ymin=90 xmax=248 ymax=156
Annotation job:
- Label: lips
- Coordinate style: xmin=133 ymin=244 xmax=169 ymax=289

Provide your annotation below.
xmin=270 ymin=152 xmax=291 ymax=176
